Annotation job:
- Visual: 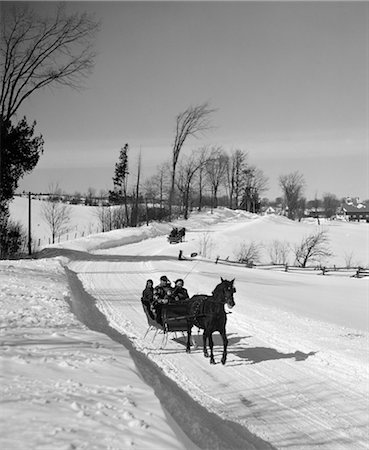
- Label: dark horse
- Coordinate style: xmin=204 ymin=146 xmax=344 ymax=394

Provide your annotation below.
xmin=186 ymin=278 xmax=236 ymax=365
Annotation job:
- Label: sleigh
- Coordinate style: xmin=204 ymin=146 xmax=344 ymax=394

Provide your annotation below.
xmin=142 ymin=301 xmax=190 ymax=347
xmin=142 ymin=278 xmax=236 ymax=364
xmin=167 ymin=227 xmax=186 ymax=244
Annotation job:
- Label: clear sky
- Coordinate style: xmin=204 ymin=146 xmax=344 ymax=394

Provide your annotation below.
xmin=10 ymin=1 xmax=369 ymax=200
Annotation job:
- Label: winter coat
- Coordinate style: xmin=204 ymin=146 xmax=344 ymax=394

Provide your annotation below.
xmin=153 ymin=284 xmax=172 ymax=303
xmin=172 ymin=286 xmax=189 ymax=302
xmin=141 ymin=286 xmax=154 ymax=306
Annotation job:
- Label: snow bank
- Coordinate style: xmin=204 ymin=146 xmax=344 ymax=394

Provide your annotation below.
xmin=12 ymin=196 xmax=368 ymax=267
xmin=0 ymin=259 xmax=192 ymax=450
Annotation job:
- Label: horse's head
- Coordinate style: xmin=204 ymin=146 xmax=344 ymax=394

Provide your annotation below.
xmin=213 ymin=277 xmax=236 ymax=308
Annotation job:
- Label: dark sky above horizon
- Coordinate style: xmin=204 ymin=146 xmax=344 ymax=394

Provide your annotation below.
xmin=5 ymin=1 xmax=368 ymax=199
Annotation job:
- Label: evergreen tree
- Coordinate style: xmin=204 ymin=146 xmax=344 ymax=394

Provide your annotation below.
xmin=0 ymin=117 xmax=44 ymax=204
xmin=0 ymin=117 xmax=43 ymax=257
xmin=113 ymin=144 xmax=129 ymax=225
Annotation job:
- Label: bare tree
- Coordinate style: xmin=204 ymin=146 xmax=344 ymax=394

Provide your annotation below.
xmin=235 ymin=241 xmax=262 ymax=266
xmin=226 ymin=149 xmax=248 ymax=209
xmin=241 ymin=166 xmax=268 ymax=213
xmin=176 ymin=152 xmax=203 ymax=219
xmin=41 ymin=185 xmax=72 ymax=244
xmin=169 ymin=102 xmax=215 ymax=217
xmin=95 ymin=205 xmax=113 ymax=232
xmin=296 ymin=197 xmax=307 ymax=222
xmin=195 ymin=145 xmax=211 ymax=211
xmin=323 ymin=193 xmax=340 ymax=218
xmin=111 ymin=206 xmax=126 ymax=230
xmin=86 ymin=186 xmax=96 ymax=206
xmin=268 ymin=240 xmax=290 ymax=265
xmin=293 ymin=229 xmax=332 ymax=267
xmin=205 ymin=146 xmax=228 ymax=209
xmin=279 ymin=171 xmax=305 ymax=220
xmin=143 ymin=163 xmax=170 ymax=212
xmin=0 ymin=3 xmax=100 ymax=122
xmin=197 ymin=231 xmax=214 ymax=259
xmin=343 ymin=250 xmax=356 ymax=268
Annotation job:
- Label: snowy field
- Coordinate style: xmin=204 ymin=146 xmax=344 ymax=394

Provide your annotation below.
xmin=9 ymin=196 xmax=101 ymax=250
xmin=2 ymin=201 xmax=369 ymax=449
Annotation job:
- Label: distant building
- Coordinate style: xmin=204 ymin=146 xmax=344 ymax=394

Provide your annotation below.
xmin=306 ymin=207 xmax=325 ymax=219
xmin=337 ymin=198 xmax=369 ymax=222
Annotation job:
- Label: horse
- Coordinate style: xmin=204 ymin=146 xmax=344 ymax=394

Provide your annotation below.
xmin=177 ymin=227 xmax=186 ymax=241
xmin=186 ymin=278 xmax=236 ymax=365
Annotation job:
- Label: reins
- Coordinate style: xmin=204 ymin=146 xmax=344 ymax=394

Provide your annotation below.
xmin=182 ymin=259 xmax=201 ymax=282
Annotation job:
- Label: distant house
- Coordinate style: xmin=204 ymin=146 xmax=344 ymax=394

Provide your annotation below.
xmin=306 ymin=207 xmax=325 ymax=219
xmin=263 ymin=206 xmax=276 ymax=215
xmin=337 ymin=198 xmax=369 ymax=222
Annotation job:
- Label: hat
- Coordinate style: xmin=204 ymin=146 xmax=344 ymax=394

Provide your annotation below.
xmin=160 ymin=275 xmax=169 ymax=282
xmin=175 ymin=278 xmax=184 ymax=285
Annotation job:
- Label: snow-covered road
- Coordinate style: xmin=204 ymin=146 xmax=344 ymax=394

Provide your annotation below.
xmin=67 ymin=229 xmax=369 ymax=449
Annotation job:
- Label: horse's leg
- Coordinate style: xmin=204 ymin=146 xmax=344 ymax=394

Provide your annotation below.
xmin=209 ymin=333 xmax=215 ymax=364
xmin=203 ymin=331 xmax=209 ymax=358
xmin=191 ymin=333 xmax=198 ymax=349
xmin=220 ymin=330 xmax=228 ymax=365
xmin=186 ymin=324 xmax=192 ymax=353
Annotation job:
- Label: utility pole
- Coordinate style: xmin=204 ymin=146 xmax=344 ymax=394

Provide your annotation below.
xmin=28 ymin=192 xmax=32 ymax=255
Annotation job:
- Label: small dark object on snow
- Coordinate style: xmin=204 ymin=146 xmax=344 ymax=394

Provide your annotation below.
xmin=167 ymin=227 xmax=186 ymax=244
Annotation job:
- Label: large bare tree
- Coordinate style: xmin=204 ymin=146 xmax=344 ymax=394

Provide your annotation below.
xmin=241 ymin=166 xmax=269 ymax=213
xmin=0 ymin=3 xmax=100 ymax=121
xmin=176 ymin=152 xmax=203 ymax=219
xmin=205 ymin=146 xmax=228 ymax=209
xmin=279 ymin=171 xmax=305 ymax=220
xmin=195 ymin=145 xmax=211 ymax=212
xmin=169 ymin=102 xmax=215 ymax=217
xmin=226 ymin=149 xmax=248 ymax=209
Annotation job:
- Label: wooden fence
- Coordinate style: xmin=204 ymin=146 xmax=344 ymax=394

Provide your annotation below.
xmin=214 ymin=257 xmax=369 ymax=278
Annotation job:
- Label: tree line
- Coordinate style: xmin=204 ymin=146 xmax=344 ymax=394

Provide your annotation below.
xmin=110 ymin=142 xmax=269 ymax=225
